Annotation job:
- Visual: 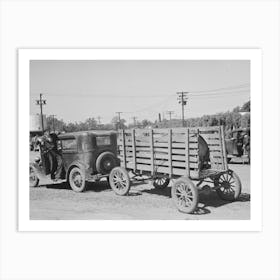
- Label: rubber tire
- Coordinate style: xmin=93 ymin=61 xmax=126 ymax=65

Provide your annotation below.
xmin=68 ymin=167 xmax=87 ymax=192
xmin=29 ymin=165 xmax=39 ymax=188
xmin=109 ymin=167 xmax=130 ymax=196
xmin=215 ymin=170 xmax=242 ymax=201
xmin=171 ymin=177 xmax=199 ymax=214
xmin=96 ymin=152 xmax=118 ymax=175
xmin=153 ymin=177 xmax=170 ymax=189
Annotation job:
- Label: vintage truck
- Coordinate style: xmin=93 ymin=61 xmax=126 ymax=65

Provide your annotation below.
xmin=225 ymin=128 xmax=250 ymax=163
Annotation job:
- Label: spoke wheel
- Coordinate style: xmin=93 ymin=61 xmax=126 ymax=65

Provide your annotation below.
xmin=69 ymin=167 xmax=86 ymax=192
xmin=215 ymin=170 xmax=242 ymax=201
xmin=29 ymin=166 xmax=39 ymax=188
xmin=109 ymin=167 xmax=130 ymax=196
xmin=171 ymin=177 xmax=198 ymax=214
xmin=153 ymin=176 xmax=170 ymax=189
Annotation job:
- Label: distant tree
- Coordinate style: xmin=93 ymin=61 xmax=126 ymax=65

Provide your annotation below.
xmin=84 ymin=117 xmax=98 ymax=130
xmin=46 ymin=116 xmax=66 ymax=132
xmin=141 ymin=119 xmax=153 ymax=128
xmin=241 ymin=101 xmax=250 ymax=112
xmin=111 ymin=116 xmax=126 ymax=129
xmin=233 ymin=106 xmax=240 ymax=113
xmin=64 ymin=122 xmax=79 ymax=132
xmin=241 ymin=113 xmax=250 ymax=128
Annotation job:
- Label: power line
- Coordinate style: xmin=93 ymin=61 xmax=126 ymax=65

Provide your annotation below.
xmin=29 ymin=83 xmax=250 ymax=98
xmin=190 ymin=83 xmax=250 ymax=94
xmin=123 ymin=95 xmax=174 ymax=114
xmin=30 ymin=93 xmax=174 ymax=98
xmin=189 ymin=90 xmax=250 ymax=99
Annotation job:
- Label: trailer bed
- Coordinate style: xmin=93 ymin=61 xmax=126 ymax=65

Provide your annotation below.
xmin=117 ymin=126 xmax=228 ymax=180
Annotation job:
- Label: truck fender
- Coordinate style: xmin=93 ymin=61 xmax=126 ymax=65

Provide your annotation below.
xmin=66 ymin=161 xmax=88 ymax=181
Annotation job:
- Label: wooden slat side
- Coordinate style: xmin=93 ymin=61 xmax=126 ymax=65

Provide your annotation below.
xmin=121 ymin=126 xmax=220 ymax=137
xmin=150 ymin=129 xmax=154 ymax=175
xmin=120 ymin=157 xmax=199 ymax=169
xmin=122 ymin=129 xmax=127 ymax=169
xmin=119 ymin=153 xmax=198 ymax=163
xmin=203 ymin=139 xmax=221 ymax=145
xmin=220 ymin=125 xmax=228 ymax=170
xmin=168 ymin=129 xmax=173 ymax=176
xmin=119 ymin=146 xmax=199 ymax=156
xmin=131 ymin=129 xmax=136 ymax=171
xmin=185 ymin=128 xmax=190 ymax=177
xmin=196 ymin=128 xmax=200 ymax=170
xmin=125 ymin=162 xmax=199 ymax=179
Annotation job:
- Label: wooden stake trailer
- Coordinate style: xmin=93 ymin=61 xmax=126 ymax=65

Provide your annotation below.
xmin=108 ymin=126 xmax=242 ymax=213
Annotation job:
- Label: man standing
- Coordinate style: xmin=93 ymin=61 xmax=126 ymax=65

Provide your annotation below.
xmin=49 ymin=132 xmax=63 ymax=180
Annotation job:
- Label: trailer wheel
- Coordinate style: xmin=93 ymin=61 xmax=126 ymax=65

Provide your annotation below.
xmin=29 ymin=166 xmax=39 ymax=188
xmin=171 ymin=177 xmax=199 ymax=214
xmin=215 ymin=170 xmax=242 ymax=201
xmin=109 ymin=167 xmax=131 ymax=196
xmin=153 ymin=177 xmax=170 ymax=189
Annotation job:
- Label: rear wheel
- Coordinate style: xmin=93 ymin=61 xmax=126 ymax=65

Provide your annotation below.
xmin=69 ymin=167 xmax=86 ymax=192
xmin=29 ymin=166 xmax=39 ymax=187
xmin=214 ymin=170 xmax=242 ymax=201
xmin=171 ymin=177 xmax=199 ymax=214
xmin=109 ymin=167 xmax=130 ymax=196
xmin=153 ymin=176 xmax=170 ymax=189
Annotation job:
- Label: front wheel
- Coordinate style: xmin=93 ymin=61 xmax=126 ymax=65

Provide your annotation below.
xmin=109 ymin=167 xmax=130 ymax=196
xmin=171 ymin=177 xmax=199 ymax=214
xmin=214 ymin=170 xmax=242 ymax=201
xmin=29 ymin=165 xmax=39 ymax=187
xmin=68 ymin=167 xmax=87 ymax=192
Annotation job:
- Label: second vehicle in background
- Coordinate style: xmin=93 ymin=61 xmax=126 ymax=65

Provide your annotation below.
xmin=225 ymin=128 xmax=250 ymax=164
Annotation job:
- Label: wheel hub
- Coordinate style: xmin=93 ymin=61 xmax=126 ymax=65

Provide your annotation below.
xmin=221 ymin=181 xmax=231 ymax=189
xmin=73 ymin=173 xmax=82 ymax=187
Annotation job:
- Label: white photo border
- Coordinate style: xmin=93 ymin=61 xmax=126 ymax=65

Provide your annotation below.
xmin=18 ymin=48 xmax=262 ymax=232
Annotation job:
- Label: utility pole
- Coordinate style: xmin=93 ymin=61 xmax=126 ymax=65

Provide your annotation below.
xmin=132 ymin=116 xmax=137 ymax=127
xmin=36 ymin=93 xmax=46 ymax=133
xmin=49 ymin=114 xmax=56 ymax=132
xmin=166 ymin=110 xmax=174 ymax=121
xmin=176 ymin=91 xmax=188 ymax=127
xmin=116 ymin=112 xmax=123 ymax=129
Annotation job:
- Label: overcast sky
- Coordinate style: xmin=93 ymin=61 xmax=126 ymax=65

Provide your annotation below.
xmin=30 ymin=60 xmax=250 ymax=124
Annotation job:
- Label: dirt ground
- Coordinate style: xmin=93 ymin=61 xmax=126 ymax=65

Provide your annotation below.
xmin=29 ymin=152 xmax=250 ymax=220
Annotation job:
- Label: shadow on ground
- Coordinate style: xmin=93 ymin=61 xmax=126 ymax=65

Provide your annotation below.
xmin=142 ymin=186 xmax=250 ymax=215
xmin=45 ymin=180 xmax=111 ymax=192
xmin=43 ymin=181 xmax=250 ymax=216
xmin=141 ymin=186 xmax=172 ymax=197
xmin=195 ymin=191 xmax=251 ymax=215
xmin=45 ymin=180 xmax=143 ymax=196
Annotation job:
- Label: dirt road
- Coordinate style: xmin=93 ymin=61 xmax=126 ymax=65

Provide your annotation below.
xmin=29 ymin=156 xmax=250 ymax=220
